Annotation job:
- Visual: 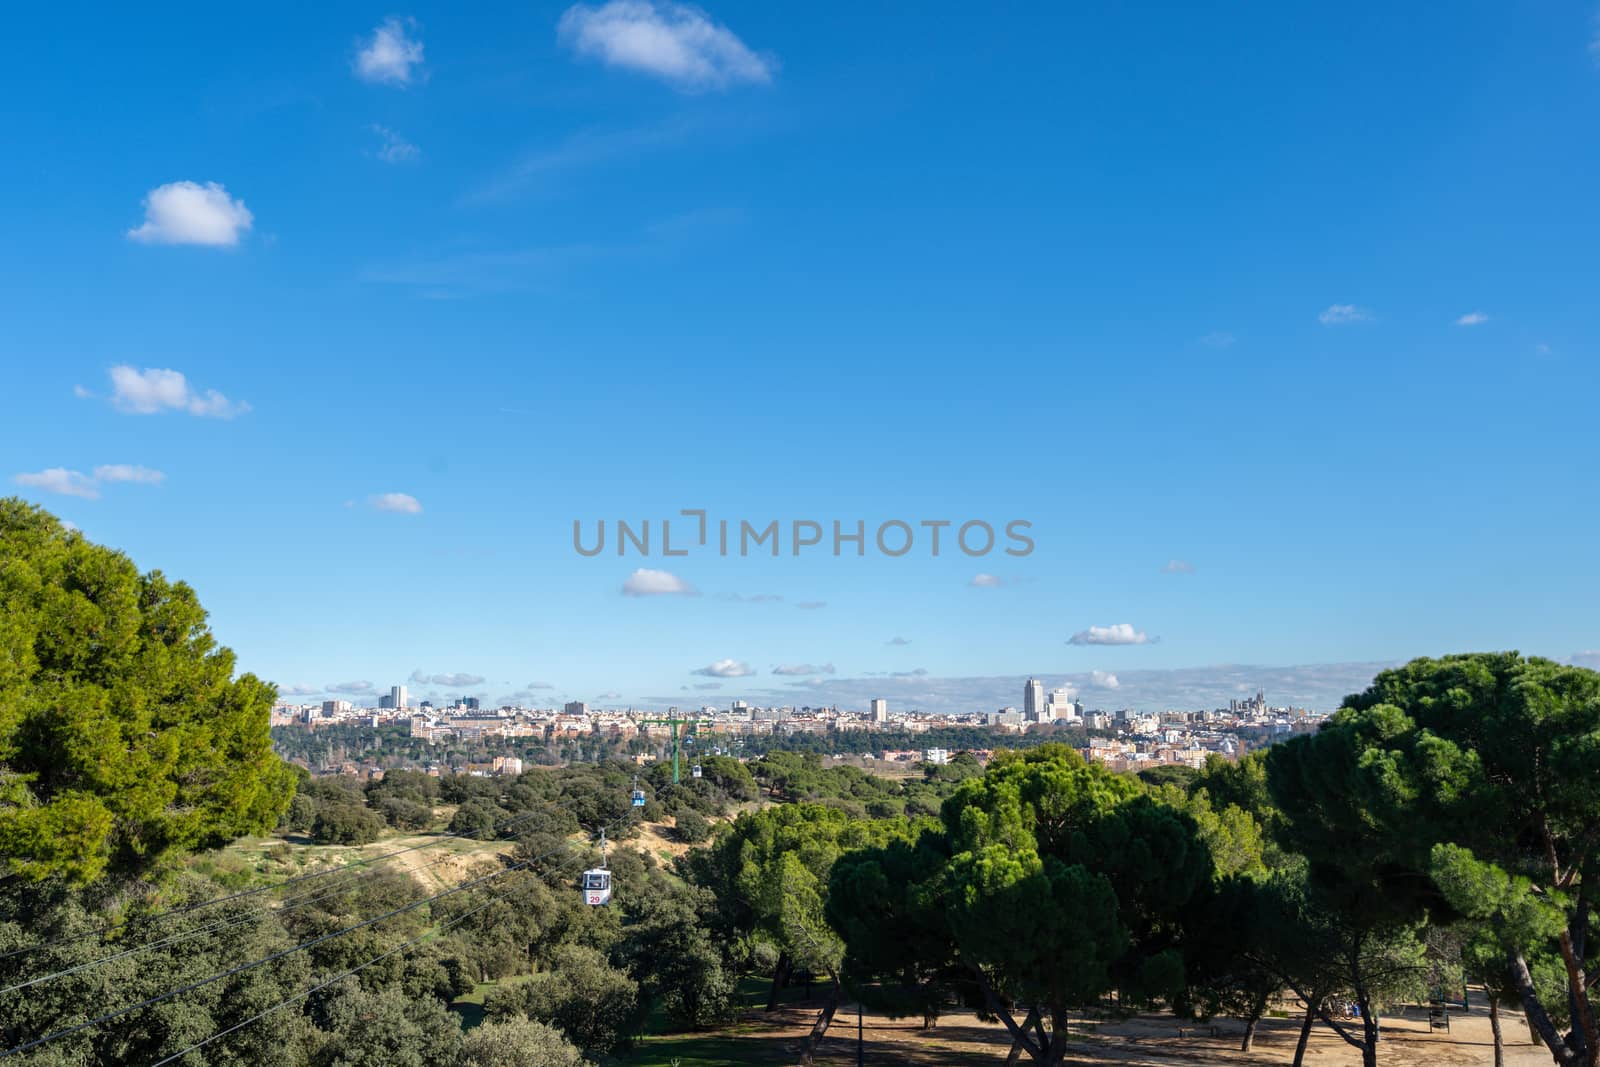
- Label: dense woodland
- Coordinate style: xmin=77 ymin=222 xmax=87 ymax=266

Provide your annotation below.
xmin=4 ymin=497 xmax=1600 ymax=1067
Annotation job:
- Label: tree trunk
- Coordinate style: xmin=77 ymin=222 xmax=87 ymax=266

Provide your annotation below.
xmin=766 ymin=951 xmax=791 ymax=1011
xmin=798 ymin=978 xmax=842 ymax=1066
xmin=1491 ymin=994 xmax=1505 ymax=1067
xmin=1292 ymin=1002 xmax=1316 ymax=1067
xmin=1004 ymin=1006 xmax=1040 ymax=1067
xmin=1242 ymin=1016 xmax=1259 ymax=1052
xmin=1360 ymin=1000 xmax=1380 ymax=1067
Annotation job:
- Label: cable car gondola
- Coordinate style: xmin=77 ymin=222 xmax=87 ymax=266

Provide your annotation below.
xmin=581 ymin=830 xmax=612 ymax=906
xmin=630 ymin=775 xmax=646 ymax=808
xmin=690 ymin=763 xmax=702 ymax=779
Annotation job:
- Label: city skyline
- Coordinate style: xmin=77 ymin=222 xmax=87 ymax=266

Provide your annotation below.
xmin=4 ymin=3 xmax=1598 ymax=706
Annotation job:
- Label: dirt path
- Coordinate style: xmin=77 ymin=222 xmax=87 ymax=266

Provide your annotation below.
xmin=711 ymin=997 xmax=1553 ymax=1066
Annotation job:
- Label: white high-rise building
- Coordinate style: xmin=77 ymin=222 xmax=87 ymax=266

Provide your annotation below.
xmin=869 ymin=698 xmax=888 ymax=723
xmin=1047 ymin=688 xmax=1077 ymax=721
xmin=1024 ymin=678 xmax=1045 ymax=720
xmin=390 ymin=685 xmax=408 ymax=711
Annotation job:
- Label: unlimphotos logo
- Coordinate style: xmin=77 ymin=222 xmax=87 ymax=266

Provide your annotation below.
xmin=573 ymin=510 xmax=1034 ymax=558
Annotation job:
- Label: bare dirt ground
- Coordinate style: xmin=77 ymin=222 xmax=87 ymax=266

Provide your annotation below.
xmin=711 ymin=995 xmax=1549 ymax=1066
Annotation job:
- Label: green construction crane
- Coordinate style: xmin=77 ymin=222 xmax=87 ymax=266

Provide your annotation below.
xmin=634 ymin=709 xmax=713 ymax=783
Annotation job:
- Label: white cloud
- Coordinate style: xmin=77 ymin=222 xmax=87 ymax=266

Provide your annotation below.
xmin=622 ymin=567 xmax=696 ymax=596
xmin=355 ymin=17 xmax=424 ymax=86
xmin=72 ymin=385 xmax=94 ymax=399
xmin=106 ymin=365 xmax=248 ymax=417
xmin=371 ymin=125 xmax=420 ymax=163
xmin=1455 ymin=311 xmax=1489 ymax=326
xmin=1200 ymin=331 xmax=1235 ymax=349
xmin=326 ymin=680 xmax=374 ymax=694
xmin=692 ymin=658 xmax=754 ymax=678
xmin=15 ymin=468 xmax=99 ymax=499
xmin=370 ymin=492 xmax=423 ymax=514
xmin=527 ymin=681 xmax=556 ymax=690
xmin=557 ymin=0 xmax=774 ymax=91
xmin=410 ymin=670 xmax=485 ymax=687
xmin=1089 ymin=670 xmax=1121 ymax=689
xmin=970 ymin=573 xmax=1005 ymax=588
xmin=127 ymin=181 xmax=253 ymax=247
xmin=1068 ymin=623 xmax=1152 ymax=646
xmin=795 ymin=600 xmax=827 ymax=610
xmin=15 ymin=463 xmax=167 ymax=499
xmin=1318 ymin=304 xmax=1371 ymax=326
xmin=1161 ymin=559 xmax=1195 ymax=575
xmin=772 ymin=663 xmax=835 ymax=676
xmin=92 ymin=464 xmax=165 ymax=485
xmin=277 ymin=684 xmax=322 ymax=697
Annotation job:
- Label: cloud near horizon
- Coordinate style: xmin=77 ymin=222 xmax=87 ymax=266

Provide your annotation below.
xmin=410 ymin=670 xmax=486 ymax=687
xmin=622 ymin=568 xmax=696 ymax=596
xmin=692 ymin=658 xmax=755 ymax=678
xmin=772 ymin=663 xmax=835 ymax=676
xmin=1068 ymin=623 xmax=1152 ymax=646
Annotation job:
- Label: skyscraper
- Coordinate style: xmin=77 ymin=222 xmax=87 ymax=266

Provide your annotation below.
xmin=1024 ymin=678 xmax=1044 ymax=720
xmin=390 ymin=685 xmax=408 ymax=711
xmin=870 ymin=698 xmax=888 ymax=723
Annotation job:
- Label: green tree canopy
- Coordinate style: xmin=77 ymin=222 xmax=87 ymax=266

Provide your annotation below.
xmin=0 ymin=499 xmax=295 ymax=883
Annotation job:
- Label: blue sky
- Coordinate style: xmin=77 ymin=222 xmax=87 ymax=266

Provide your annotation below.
xmin=4 ymin=2 xmax=1599 ymax=713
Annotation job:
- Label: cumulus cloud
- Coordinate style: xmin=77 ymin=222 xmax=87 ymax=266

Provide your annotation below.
xmin=1161 ymin=559 xmax=1195 ymax=575
xmin=127 ymin=181 xmax=254 ymax=247
xmin=15 ymin=468 xmax=99 ymax=499
xmin=772 ymin=663 xmax=835 ymax=676
xmin=371 ymin=125 xmax=420 ymax=163
xmin=1318 ymin=304 xmax=1371 ymax=326
xmin=887 ymin=636 xmax=912 ymax=646
xmin=557 ymin=0 xmax=774 ymax=91
xmin=105 ymin=365 xmax=248 ymax=418
xmin=370 ymin=492 xmax=423 ymax=514
xmin=692 ymin=658 xmax=754 ymax=678
xmin=326 ymin=680 xmax=374 ymax=694
xmin=1089 ymin=671 xmax=1121 ymax=689
xmin=92 ymin=464 xmax=165 ymax=485
xmin=277 ymin=684 xmax=322 ymax=697
xmin=355 ymin=17 xmax=424 ymax=85
xmin=1200 ymin=331 xmax=1235 ymax=349
xmin=622 ymin=568 xmax=696 ymax=596
xmin=1455 ymin=311 xmax=1489 ymax=326
xmin=970 ymin=573 xmax=1005 ymax=588
xmin=795 ymin=600 xmax=827 ymax=610
xmin=14 ymin=464 xmax=167 ymax=499
xmin=1068 ymin=623 xmax=1152 ymax=646
xmin=409 ymin=670 xmax=485 ymax=687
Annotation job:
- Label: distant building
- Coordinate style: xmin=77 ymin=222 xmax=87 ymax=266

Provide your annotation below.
xmin=869 ymin=698 xmax=888 ymax=724
xmin=378 ymin=694 xmax=395 ymax=710
xmin=564 ymin=701 xmax=589 ymax=716
xmin=390 ymin=685 xmax=408 ymax=711
xmin=924 ymin=747 xmax=950 ymax=765
xmin=492 ymin=756 xmax=524 ymax=776
xmin=460 ymin=696 xmax=481 ymax=711
xmin=1024 ymin=678 xmax=1044 ymax=720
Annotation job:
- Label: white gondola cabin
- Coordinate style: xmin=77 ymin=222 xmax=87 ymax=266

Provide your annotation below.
xmin=580 ymin=868 xmax=612 ymax=906
xmin=690 ymin=764 xmax=702 ymax=779
xmin=631 ymin=788 xmax=646 ymax=807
